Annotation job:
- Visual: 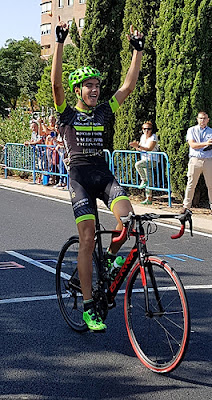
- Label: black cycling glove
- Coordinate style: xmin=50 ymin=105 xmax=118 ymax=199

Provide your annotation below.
xmin=130 ymin=34 xmax=145 ymax=51
xmin=55 ymin=26 xmax=69 ymax=43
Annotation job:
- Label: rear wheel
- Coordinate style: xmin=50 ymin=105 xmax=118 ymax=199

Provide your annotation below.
xmin=124 ymin=257 xmax=190 ymax=373
xmin=56 ymin=236 xmax=99 ymax=332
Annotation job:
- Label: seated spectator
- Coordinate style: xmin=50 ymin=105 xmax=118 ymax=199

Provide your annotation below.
xmin=129 ymin=121 xmax=158 ymax=205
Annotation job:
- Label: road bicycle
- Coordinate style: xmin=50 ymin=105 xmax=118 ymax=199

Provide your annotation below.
xmin=56 ymin=208 xmax=193 ymax=373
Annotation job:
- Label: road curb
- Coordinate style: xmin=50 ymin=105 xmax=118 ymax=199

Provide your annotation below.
xmin=1 ymin=176 xmax=212 ymax=235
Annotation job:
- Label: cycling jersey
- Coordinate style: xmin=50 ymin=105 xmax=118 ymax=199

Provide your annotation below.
xmin=56 ymin=95 xmax=119 ymax=165
xmin=56 ymin=96 xmax=129 ymax=223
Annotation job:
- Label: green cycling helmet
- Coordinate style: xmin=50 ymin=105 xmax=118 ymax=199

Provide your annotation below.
xmin=68 ymin=66 xmax=102 ymax=92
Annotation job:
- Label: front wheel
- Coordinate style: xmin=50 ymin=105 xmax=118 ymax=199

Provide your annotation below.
xmin=124 ymin=257 xmax=190 ymax=373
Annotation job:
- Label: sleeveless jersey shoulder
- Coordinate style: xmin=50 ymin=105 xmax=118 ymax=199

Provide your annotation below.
xmin=57 ymin=104 xmax=76 ymax=127
xmin=95 ymin=95 xmax=120 ymax=125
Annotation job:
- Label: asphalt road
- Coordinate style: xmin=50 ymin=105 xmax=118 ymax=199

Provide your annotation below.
xmin=0 ymin=187 xmax=212 ymax=400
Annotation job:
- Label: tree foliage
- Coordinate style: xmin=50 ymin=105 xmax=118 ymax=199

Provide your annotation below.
xmin=0 ymin=38 xmax=45 ymax=115
xmin=69 ymin=18 xmax=81 ymax=49
xmin=79 ymin=0 xmax=125 ymax=150
xmin=156 ymin=0 xmax=212 ymax=196
xmin=113 ymin=0 xmax=160 ymax=150
xmin=36 ymin=44 xmax=79 ymax=109
xmin=0 ymin=107 xmax=31 ymax=145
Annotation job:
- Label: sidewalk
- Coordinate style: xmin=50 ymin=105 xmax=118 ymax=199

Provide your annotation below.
xmin=0 ymin=176 xmax=212 ymax=235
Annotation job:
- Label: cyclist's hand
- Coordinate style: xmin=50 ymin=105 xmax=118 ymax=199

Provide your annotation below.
xmin=55 ymin=18 xmax=69 ymax=43
xmin=127 ymin=25 xmax=145 ymax=51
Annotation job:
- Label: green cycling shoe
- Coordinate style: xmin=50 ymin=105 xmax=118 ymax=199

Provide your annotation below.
xmin=83 ymin=308 xmax=106 ymax=331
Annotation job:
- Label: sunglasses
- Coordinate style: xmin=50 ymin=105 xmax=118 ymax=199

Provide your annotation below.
xmin=143 ymin=128 xmax=152 ymax=131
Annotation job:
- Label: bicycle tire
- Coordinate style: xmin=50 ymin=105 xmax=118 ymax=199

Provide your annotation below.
xmin=124 ymin=257 xmax=190 ymax=373
xmin=56 ymin=236 xmax=99 ymax=332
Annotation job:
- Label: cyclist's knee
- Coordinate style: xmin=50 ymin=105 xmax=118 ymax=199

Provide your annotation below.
xmin=113 ymin=199 xmax=133 ymax=231
xmin=113 ymin=199 xmax=133 ymax=219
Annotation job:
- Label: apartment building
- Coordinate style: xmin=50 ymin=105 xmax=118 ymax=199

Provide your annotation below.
xmin=40 ymin=0 xmax=86 ymax=58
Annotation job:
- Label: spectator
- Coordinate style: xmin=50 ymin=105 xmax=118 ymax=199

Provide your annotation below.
xmin=24 ymin=120 xmax=45 ymax=146
xmin=0 ymin=143 xmax=5 ymax=165
xmin=54 ymin=123 xmax=66 ymax=189
xmin=43 ymin=115 xmax=58 ymax=184
xmin=129 ymin=121 xmax=158 ymax=205
xmin=24 ymin=120 xmax=46 ymax=184
xmin=41 ymin=115 xmax=57 ymax=137
xmin=181 ymin=111 xmax=212 ymax=213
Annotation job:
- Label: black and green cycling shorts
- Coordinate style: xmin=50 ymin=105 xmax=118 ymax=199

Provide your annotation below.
xmin=69 ymin=163 xmax=129 ymax=224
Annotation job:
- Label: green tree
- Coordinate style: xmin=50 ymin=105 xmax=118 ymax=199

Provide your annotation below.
xmin=113 ymin=0 xmax=160 ymax=150
xmin=36 ymin=65 xmax=54 ymax=108
xmin=17 ymin=54 xmax=45 ymax=111
xmin=0 ymin=107 xmax=31 ymax=145
xmin=69 ymin=18 xmax=81 ymax=49
xmin=36 ymin=44 xmax=79 ymax=109
xmin=0 ymin=38 xmax=44 ymax=115
xmin=79 ymin=0 xmax=126 ymax=149
xmin=0 ymin=69 xmax=11 ymax=116
xmin=156 ymin=0 xmax=212 ymax=196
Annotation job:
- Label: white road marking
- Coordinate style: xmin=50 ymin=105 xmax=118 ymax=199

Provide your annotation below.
xmin=1 ymin=284 xmax=212 ymax=305
xmin=6 ymin=250 xmax=56 ymax=274
xmin=2 ymin=250 xmax=212 ymax=306
xmin=0 ymin=295 xmax=57 ymax=304
xmin=0 ymin=185 xmax=71 ymax=205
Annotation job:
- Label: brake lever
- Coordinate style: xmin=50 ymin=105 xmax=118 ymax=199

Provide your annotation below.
xmin=171 ymin=210 xmax=193 ymax=239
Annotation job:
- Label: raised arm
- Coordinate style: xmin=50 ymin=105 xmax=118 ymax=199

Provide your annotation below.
xmin=114 ymin=26 xmax=144 ymax=106
xmin=51 ymin=20 xmax=69 ymax=107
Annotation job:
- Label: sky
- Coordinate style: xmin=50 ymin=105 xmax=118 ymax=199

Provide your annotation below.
xmin=0 ymin=0 xmax=41 ymax=48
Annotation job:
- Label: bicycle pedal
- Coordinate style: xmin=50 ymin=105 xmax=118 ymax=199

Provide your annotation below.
xmin=108 ymin=300 xmax=116 ymax=310
xmin=64 ymin=278 xmax=81 ymax=293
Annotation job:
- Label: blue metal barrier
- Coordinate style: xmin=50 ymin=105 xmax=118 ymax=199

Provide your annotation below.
xmin=4 ymin=144 xmax=112 ymax=190
xmin=4 ymin=143 xmax=35 ymax=179
xmin=112 ymin=150 xmax=172 ymax=207
xmin=4 ymin=143 xmax=69 ymax=186
xmin=3 ymin=144 xmax=171 ymax=206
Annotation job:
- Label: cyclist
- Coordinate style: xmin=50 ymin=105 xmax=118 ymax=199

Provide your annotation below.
xmin=51 ymin=20 xmax=144 ymax=331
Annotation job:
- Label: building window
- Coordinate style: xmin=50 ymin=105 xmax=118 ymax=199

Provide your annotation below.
xmin=41 ymin=1 xmax=52 ymax=14
xmin=58 ymin=0 xmax=64 ymax=7
xmin=41 ymin=44 xmax=51 ymax=55
xmin=68 ymin=0 xmax=74 ymax=5
xmin=79 ymin=0 xmax=86 ymax=4
xmin=79 ymin=18 xmax=85 ymax=28
xmin=41 ymin=23 xmax=51 ymax=35
xmin=68 ymin=20 xmax=73 ymax=27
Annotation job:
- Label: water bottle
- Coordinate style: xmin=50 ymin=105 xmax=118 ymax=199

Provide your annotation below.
xmin=110 ymin=256 xmax=125 ymax=280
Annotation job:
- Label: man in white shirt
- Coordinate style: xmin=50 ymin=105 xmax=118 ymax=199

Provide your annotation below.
xmin=182 ymin=111 xmax=212 ymax=212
